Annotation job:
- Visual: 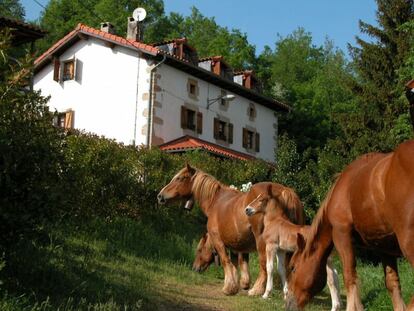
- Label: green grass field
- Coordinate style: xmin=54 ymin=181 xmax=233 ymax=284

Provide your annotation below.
xmin=1 ymin=217 xmax=413 ymax=310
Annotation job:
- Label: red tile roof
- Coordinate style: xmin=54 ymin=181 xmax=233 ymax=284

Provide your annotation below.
xmin=159 ymin=135 xmax=255 ymax=161
xmin=35 ymin=23 xmax=158 ymax=68
xmin=34 ymin=24 xmax=289 ymax=112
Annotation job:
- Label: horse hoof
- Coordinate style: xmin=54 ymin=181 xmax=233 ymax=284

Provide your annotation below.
xmin=223 ymin=284 xmax=239 ymax=296
xmin=240 ymin=281 xmax=250 ymax=290
xmin=248 ymin=288 xmax=264 ymax=296
xmin=262 ymin=294 xmax=269 ymax=299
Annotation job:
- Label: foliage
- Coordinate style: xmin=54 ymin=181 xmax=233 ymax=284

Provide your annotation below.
xmin=0 ymin=0 xmax=25 ymax=20
xmin=0 ymin=31 xmax=66 ymax=250
xmin=158 ymin=7 xmax=256 ymax=69
xmin=347 ymin=0 xmax=414 ymax=152
xmin=257 ymin=28 xmax=355 ymax=152
xmin=37 ymin=0 xmax=165 ymax=53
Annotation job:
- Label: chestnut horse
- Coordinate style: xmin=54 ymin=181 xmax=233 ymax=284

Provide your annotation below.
xmin=245 ymin=185 xmax=341 ymax=311
xmin=192 ymin=232 xmax=246 ymax=274
xmin=158 ymin=164 xmax=304 ymax=295
xmin=286 ymin=140 xmax=414 ymax=311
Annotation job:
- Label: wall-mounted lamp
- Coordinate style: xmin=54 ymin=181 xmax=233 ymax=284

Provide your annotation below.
xmin=207 ymin=94 xmax=235 ymax=110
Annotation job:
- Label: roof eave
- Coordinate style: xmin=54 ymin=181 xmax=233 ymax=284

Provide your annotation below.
xmin=162 ymin=54 xmax=290 ymax=112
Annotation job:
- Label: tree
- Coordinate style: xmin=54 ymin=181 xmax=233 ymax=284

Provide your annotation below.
xmin=37 ymin=0 xmax=166 ymax=53
xmin=0 ymin=0 xmax=25 ymax=20
xmin=259 ymin=28 xmax=354 ymax=152
xmin=0 ymin=30 xmax=66 ymax=249
xmin=348 ymin=0 xmax=414 ymax=152
xmin=157 ymin=7 xmax=256 ymax=69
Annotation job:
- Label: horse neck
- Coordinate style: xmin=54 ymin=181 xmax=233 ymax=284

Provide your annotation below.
xmin=303 ymin=204 xmax=333 ymax=262
xmin=191 ymin=171 xmax=235 ymax=216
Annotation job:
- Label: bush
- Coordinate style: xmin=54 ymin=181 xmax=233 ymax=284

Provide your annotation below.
xmin=0 ymin=31 xmax=67 ymax=250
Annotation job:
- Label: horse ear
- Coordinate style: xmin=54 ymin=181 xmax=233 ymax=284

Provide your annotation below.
xmin=296 ymin=233 xmax=306 ymax=252
xmin=186 ymin=162 xmax=195 ymax=175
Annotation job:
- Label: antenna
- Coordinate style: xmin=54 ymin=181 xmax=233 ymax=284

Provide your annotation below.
xmin=132 ymin=8 xmax=147 ymax=22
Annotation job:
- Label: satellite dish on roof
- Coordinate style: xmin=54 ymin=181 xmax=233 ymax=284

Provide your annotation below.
xmin=133 ymin=8 xmax=147 ymax=22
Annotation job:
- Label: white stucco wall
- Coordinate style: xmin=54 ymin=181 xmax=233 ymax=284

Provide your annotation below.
xmin=154 ymin=65 xmax=278 ymax=162
xmin=34 ymin=37 xmax=279 ymax=161
xmin=34 ymin=37 xmax=151 ymax=145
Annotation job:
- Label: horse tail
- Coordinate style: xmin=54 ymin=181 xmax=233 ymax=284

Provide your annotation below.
xmin=279 ymin=187 xmax=305 ymax=225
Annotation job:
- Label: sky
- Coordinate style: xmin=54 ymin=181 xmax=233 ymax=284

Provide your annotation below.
xmin=21 ymin=0 xmax=378 ymax=56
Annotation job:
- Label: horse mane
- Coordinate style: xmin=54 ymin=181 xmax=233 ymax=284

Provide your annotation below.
xmin=191 ymin=169 xmax=237 ymax=209
xmin=277 ymin=186 xmax=305 ymax=225
xmin=303 ymin=175 xmax=341 ymax=257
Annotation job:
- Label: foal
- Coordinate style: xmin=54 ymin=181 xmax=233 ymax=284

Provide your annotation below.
xmin=245 ymin=185 xmax=341 ymax=311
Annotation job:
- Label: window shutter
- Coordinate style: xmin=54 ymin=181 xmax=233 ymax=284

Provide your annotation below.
xmin=214 ymin=118 xmax=219 ymax=139
xmin=74 ymin=58 xmax=81 ymax=82
xmin=53 ymin=58 xmax=60 ymax=82
xmin=181 ymin=106 xmax=187 ymax=129
xmin=228 ymin=123 xmax=233 ymax=144
xmin=242 ymin=128 xmax=248 ymax=148
xmin=255 ymin=132 xmax=260 ymax=152
xmin=64 ymin=110 xmax=74 ymax=129
xmin=197 ymin=112 xmax=203 ymax=134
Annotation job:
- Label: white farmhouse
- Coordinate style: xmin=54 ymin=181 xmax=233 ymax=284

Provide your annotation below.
xmin=34 ymin=22 xmax=289 ymax=162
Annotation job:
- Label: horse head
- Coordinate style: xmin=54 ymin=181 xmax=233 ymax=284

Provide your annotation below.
xmin=192 ymin=232 xmax=218 ymax=272
xmin=285 ymin=233 xmax=328 ymax=311
xmin=245 ymin=184 xmax=273 ymax=216
xmin=157 ymin=163 xmax=196 ymax=210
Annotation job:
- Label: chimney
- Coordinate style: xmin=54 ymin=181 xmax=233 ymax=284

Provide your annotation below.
xmin=100 ymin=22 xmax=115 ymax=34
xmin=127 ymin=17 xmax=143 ymax=41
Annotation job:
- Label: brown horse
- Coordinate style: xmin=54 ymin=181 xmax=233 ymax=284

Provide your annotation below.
xmin=193 ymin=232 xmax=248 ymax=274
xmin=286 ymin=140 xmax=414 ymax=311
xmin=245 ymin=185 xmax=341 ymax=311
xmin=158 ymin=164 xmax=304 ymax=295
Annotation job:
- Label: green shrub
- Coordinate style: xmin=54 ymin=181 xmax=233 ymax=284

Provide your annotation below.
xmin=0 ymin=31 xmax=67 ymax=249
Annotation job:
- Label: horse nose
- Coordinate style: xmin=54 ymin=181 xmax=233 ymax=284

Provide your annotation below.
xmin=157 ymin=193 xmax=166 ymax=204
xmin=245 ymin=207 xmax=255 ymax=216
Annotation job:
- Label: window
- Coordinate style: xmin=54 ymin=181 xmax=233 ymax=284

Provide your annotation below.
xmin=214 ymin=118 xmax=233 ymax=144
xmin=53 ymin=110 xmax=74 ymax=129
xmin=189 ymin=83 xmax=196 ymax=96
xmin=247 ymin=103 xmax=257 ymax=119
xmin=243 ymin=128 xmax=260 ymax=152
xmin=62 ymin=60 xmax=75 ymax=81
xmin=53 ymin=57 xmax=81 ymax=83
xmin=187 ymin=78 xmax=199 ymax=99
xmin=187 ymin=109 xmax=196 ymax=130
xmin=181 ymin=106 xmax=202 ymax=133
xmin=218 ymin=120 xmax=227 ymax=140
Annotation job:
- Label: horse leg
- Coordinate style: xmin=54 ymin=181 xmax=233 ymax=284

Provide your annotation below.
xmin=276 ymin=248 xmax=289 ymax=300
xmin=332 ymin=227 xmax=363 ymax=311
xmin=262 ymin=243 xmax=276 ymax=299
xmin=248 ymin=237 xmax=267 ymax=296
xmin=238 ymin=253 xmax=250 ymax=290
xmin=211 ymin=236 xmax=239 ymax=295
xmin=396 ymin=231 xmax=414 ymax=311
xmin=381 ymin=256 xmax=406 ymax=311
xmin=326 ymin=255 xmax=341 ymax=311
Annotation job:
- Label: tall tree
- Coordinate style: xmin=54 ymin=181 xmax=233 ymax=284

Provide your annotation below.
xmin=259 ymin=28 xmax=354 ymax=152
xmin=159 ymin=7 xmax=256 ymax=69
xmin=37 ymin=0 xmax=166 ymax=53
xmin=348 ymin=0 xmax=414 ymax=152
xmin=0 ymin=0 xmax=25 ymax=20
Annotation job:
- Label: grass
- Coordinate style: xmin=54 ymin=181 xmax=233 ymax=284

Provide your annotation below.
xmin=0 ymin=216 xmax=413 ymax=310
